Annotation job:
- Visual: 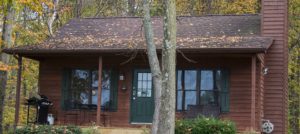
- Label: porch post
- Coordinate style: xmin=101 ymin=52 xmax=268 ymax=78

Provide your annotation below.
xmin=13 ymin=56 xmax=22 ymax=131
xmin=97 ymin=56 xmax=103 ymax=125
xmin=251 ymin=55 xmax=256 ymax=130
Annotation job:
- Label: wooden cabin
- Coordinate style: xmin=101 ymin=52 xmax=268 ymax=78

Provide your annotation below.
xmin=4 ymin=1 xmax=288 ymax=133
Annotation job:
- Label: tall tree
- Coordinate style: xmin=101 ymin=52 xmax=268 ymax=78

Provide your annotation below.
xmin=128 ymin=0 xmax=137 ymax=16
xmin=158 ymin=0 xmax=176 ymax=133
xmin=0 ymin=0 xmax=15 ymax=133
xmin=75 ymin=0 xmax=82 ymax=18
xmin=143 ymin=0 xmax=176 ymax=133
xmin=142 ymin=0 xmax=162 ymax=133
xmin=288 ymin=0 xmax=300 ymax=133
xmin=47 ymin=0 xmax=60 ymax=36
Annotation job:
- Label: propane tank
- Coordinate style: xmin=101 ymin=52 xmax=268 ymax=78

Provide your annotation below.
xmin=47 ymin=114 xmax=54 ymax=125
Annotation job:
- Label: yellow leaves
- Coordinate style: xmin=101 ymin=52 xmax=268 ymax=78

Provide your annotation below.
xmin=175 ymin=0 xmax=259 ymax=15
xmin=0 ymin=39 xmax=2 ymax=49
xmin=217 ymin=0 xmax=259 ymax=14
xmin=0 ymin=62 xmax=17 ymax=71
xmin=16 ymin=0 xmax=54 ymax=15
xmin=14 ymin=24 xmax=49 ymax=46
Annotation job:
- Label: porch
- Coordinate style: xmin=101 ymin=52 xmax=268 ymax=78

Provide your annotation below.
xmin=13 ymin=53 xmax=266 ymax=132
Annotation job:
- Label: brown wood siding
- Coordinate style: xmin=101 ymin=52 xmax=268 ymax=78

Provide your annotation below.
xmin=262 ymin=0 xmax=288 ymax=133
xmin=38 ymin=55 xmax=258 ymax=131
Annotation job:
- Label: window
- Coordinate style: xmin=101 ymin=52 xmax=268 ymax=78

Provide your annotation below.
xmin=200 ymin=70 xmax=218 ymax=105
xmin=62 ymin=69 xmax=118 ymax=111
xmin=176 ymin=69 xmax=229 ymax=112
xmin=177 ymin=70 xmax=197 ymax=110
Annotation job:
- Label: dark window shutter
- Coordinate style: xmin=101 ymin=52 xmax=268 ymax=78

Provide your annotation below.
xmin=110 ymin=69 xmax=119 ymax=111
xmin=220 ymin=70 xmax=230 ymax=113
xmin=61 ymin=69 xmax=71 ymax=110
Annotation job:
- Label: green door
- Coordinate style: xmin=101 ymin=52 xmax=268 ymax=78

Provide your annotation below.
xmin=131 ymin=70 xmax=154 ymax=123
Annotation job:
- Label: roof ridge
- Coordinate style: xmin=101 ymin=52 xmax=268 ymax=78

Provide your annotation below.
xmin=80 ymin=14 xmax=260 ymax=19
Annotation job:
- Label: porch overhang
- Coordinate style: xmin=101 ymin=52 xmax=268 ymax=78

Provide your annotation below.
xmin=3 ymin=36 xmax=273 ymax=60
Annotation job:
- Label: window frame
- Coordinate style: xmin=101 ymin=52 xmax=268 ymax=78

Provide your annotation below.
xmin=63 ymin=68 xmax=114 ymax=111
xmin=199 ymin=70 xmax=220 ymax=106
xmin=176 ymin=69 xmax=199 ymax=111
xmin=176 ymin=69 xmax=228 ymax=111
xmin=69 ymin=69 xmax=96 ymax=106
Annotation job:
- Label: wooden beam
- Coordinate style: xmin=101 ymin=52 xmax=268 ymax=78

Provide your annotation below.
xmin=251 ymin=55 xmax=256 ymax=130
xmin=14 ymin=56 xmax=22 ymax=131
xmin=97 ymin=56 xmax=103 ymax=125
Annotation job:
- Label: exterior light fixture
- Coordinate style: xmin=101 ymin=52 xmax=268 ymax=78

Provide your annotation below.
xmin=119 ymin=73 xmax=125 ymax=80
xmin=119 ymin=73 xmax=127 ymax=92
xmin=263 ymin=67 xmax=269 ymax=75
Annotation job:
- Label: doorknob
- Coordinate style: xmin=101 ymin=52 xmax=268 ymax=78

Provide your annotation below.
xmin=133 ymin=97 xmax=136 ymax=100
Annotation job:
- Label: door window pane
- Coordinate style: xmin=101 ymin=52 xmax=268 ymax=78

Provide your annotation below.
xmin=147 ymin=81 xmax=152 ymax=89
xmin=143 ymin=73 xmax=148 ymax=80
xmin=148 ymin=73 xmax=152 ymax=80
xmin=137 ymin=72 xmax=152 ymax=97
xmin=137 ymin=73 xmax=142 ymax=80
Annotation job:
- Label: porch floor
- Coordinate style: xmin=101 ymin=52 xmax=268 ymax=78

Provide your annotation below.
xmin=83 ymin=127 xmax=148 ymax=134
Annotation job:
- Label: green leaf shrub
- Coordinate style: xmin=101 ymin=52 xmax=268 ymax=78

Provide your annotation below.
xmin=14 ymin=125 xmax=82 ymax=134
xmin=175 ymin=117 xmax=236 ymax=134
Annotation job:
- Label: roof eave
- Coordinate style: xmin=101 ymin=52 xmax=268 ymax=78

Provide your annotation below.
xmin=3 ymin=47 xmax=269 ymax=56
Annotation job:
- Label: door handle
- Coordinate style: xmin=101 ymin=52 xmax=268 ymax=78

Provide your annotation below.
xmin=133 ymin=97 xmax=136 ymax=100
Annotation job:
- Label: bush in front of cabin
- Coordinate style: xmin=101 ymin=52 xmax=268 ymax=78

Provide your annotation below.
xmin=175 ymin=116 xmax=236 ymax=134
xmin=14 ymin=125 xmax=82 ymax=134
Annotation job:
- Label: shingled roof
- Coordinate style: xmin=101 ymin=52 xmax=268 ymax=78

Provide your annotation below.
xmin=3 ymin=15 xmax=273 ymax=56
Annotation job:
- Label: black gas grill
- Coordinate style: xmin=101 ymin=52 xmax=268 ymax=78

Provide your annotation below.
xmin=25 ymin=95 xmax=53 ymax=124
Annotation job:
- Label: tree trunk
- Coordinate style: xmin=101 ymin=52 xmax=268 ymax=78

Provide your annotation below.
xmin=48 ymin=0 xmax=59 ymax=36
xmin=0 ymin=0 xmax=15 ymax=133
xmin=289 ymin=53 xmax=300 ymax=134
xmin=128 ymin=0 xmax=136 ymax=16
xmin=189 ymin=0 xmax=196 ymax=15
xmin=158 ymin=0 xmax=177 ymax=133
xmin=142 ymin=0 xmax=162 ymax=134
xmin=75 ymin=0 xmax=82 ymax=18
xmin=143 ymin=0 xmax=176 ymax=133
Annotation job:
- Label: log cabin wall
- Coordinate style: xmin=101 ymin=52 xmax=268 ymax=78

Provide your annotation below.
xmin=262 ymin=0 xmax=288 ymax=133
xmin=38 ymin=54 xmax=260 ymax=131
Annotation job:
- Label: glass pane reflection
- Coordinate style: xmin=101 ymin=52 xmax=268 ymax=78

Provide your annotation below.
xmin=137 ymin=72 xmax=152 ymax=97
xmin=185 ymin=91 xmax=197 ymax=110
xmin=201 ymin=70 xmax=213 ymax=90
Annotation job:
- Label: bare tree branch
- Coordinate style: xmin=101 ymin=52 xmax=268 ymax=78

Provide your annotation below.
xmin=120 ymin=50 xmax=138 ymax=65
xmin=177 ymin=49 xmax=197 ymax=63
